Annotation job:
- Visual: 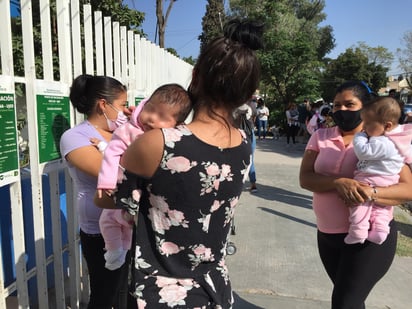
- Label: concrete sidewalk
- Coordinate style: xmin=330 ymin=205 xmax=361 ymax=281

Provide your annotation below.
xmin=227 ymin=137 xmax=412 ymax=309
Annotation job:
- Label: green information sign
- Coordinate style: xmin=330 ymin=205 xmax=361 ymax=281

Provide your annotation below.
xmin=135 ymin=96 xmax=145 ymax=106
xmin=36 ymin=94 xmax=70 ymax=163
xmin=0 ymin=93 xmax=19 ymax=175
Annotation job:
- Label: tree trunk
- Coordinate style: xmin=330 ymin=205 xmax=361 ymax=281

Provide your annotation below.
xmin=156 ymin=0 xmax=176 ymax=48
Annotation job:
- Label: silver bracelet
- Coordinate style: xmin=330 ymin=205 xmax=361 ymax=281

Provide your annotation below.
xmin=371 ymin=187 xmax=378 ymax=202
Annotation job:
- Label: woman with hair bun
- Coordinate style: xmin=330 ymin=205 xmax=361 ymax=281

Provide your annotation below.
xmin=300 ymin=80 xmax=412 ymax=308
xmin=108 ymin=19 xmax=264 ymax=308
xmin=60 ymin=75 xmax=131 ymax=308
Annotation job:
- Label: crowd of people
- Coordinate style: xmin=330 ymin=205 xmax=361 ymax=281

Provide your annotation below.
xmin=58 ymin=17 xmax=412 ymax=309
xmin=240 ymin=96 xmax=337 ymax=146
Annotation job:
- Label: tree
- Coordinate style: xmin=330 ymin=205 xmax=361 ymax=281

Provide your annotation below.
xmin=321 ymin=46 xmax=388 ymax=101
xmin=166 ymin=47 xmax=179 ymax=57
xmin=155 ymin=0 xmax=177 ymax=48
xmin=229 ymin=0 xmax=334 ymax=106
xmin=354 ymin=41 xmax=394 ymax=68
xmin=91 ymin=0 xmax=144 ymax=31
xmin=397 ymin=31 xmax=412 ymax=88
xmin=182 ymin=56 xmax=196 ymax=65
xmin=199 ymin=0 xmax=225 ymax=53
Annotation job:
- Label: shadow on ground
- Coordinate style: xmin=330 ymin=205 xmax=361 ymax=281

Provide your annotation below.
xmin=255 ymin=138 xmax=306 ymax=158
xmin=233 ymin=292 xmax=265 ymax=309
xmin=243 ymin=182 xmax=313 ymax=209
xmin=397 ymin=221 xmax=412 ymax=238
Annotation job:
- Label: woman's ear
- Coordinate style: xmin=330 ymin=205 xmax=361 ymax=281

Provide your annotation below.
xmin=96 ymin=98 xmax=107 ymax=114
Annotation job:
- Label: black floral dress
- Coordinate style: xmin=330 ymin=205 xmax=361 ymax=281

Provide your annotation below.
xmin=116 ymin=125 xmax=251 ymax=309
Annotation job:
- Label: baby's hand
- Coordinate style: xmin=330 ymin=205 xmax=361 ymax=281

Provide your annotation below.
xmin=105 ymin=189 xmax=115 ymax=196
xmin=90 ymin=138 xmax=107 ymax=152
xmin=98 ymin=188 xmax=115 ymax=198
xmin=124 ymin=105 xmax=136 ymax=117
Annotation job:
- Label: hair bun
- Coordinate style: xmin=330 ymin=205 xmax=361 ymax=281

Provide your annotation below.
xmin=223 ymin=18 xmax=264 ymax=50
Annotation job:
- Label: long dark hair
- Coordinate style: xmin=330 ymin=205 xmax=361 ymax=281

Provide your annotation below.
xmin=188 ymin=19 xmax=264 ymax=122
xmin=69 ymin=74 xmax=127 ymax=116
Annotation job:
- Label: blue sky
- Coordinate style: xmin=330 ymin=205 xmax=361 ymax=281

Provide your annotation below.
xmin=127 ymin=0 xmax=412 ymax=76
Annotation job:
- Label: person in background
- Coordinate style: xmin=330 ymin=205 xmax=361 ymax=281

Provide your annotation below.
xmin=285 ymin=102 xmax=300 ymax=145
xmin=318 ymin=104 xmax=333 ymax=129
xmin=297 ymin=99 xmax=311 ymax=142
xmin=97 ymin=84 xmax=192 ymax=271
xmin=233 ymin=98 xmax=258 ymax=192
xmin=96 ymin=18 xmax=264 ymax=308
xmin=346 ymin=96 xmax=412 ymax=245
xmin=256 ymin=98 xmax=269 ymax=139
xmin=60 ymin=74 xmax=131 ymax=309
xmin=306 ymin=100 xmax=323 ymax=135
xmin=299 ymin=80 xmax=412 ymax=309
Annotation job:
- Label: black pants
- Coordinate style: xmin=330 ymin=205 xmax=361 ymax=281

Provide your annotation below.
xmin=317 ymin=220 xmax=397 ymax=309
xmin=286 ymin=124 xmax=299 ymax=144
xmin=80 ymin=230 xmax=134 ymax=309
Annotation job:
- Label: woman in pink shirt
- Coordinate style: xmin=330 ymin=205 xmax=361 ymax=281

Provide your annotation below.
xmin=299 ymin=80 xmax=412 ymax=309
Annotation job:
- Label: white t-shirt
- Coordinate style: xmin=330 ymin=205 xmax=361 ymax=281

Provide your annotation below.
xmin=257 ymin=106 xmax=269 ymax=121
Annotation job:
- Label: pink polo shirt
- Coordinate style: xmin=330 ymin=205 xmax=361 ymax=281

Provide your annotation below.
xmin=305 ymin=126 xmax=358 ymax=233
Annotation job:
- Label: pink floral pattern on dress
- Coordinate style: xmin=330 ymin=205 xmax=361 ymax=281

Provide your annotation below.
xmin=188 ymin=244 xmax=215 ymax=270
xmin=200 ymin=161 xmax=234 ymax=196
xmin=148 ymin=192 xmax=189 ymax=235
xmin=155 ymin=276 xmax=200 ymax=308
xmin=117 ymin=126 xmax=251 ymax=308
xmin=157 ymin=238 xmax=184 ymax=256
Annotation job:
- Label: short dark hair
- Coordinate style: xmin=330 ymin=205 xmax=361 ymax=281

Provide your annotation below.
xmin=149 ymin=83 xmax=192 ymax=123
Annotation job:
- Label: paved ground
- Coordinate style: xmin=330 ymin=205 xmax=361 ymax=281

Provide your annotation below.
xmin=227 ymin=136 xmax=412 ymax=309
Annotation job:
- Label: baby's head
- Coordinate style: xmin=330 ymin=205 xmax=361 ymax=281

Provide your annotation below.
xmin=361 ymin=96 xmax=400 ymax=137
xmin=138 ymin=84 xmax=192 ymax=131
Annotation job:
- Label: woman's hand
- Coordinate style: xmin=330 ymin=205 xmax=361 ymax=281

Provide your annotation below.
xmin=358 ymin=165 xmax=412 ymax=206
xmin=334 ymin=178 xmax=370 ymax=205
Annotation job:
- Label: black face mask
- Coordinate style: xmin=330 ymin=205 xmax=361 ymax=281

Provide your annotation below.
xmin=332 ymin=110 xmax=362 ymax=132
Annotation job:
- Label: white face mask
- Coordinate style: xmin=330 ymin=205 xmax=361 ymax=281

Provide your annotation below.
xmin=104 ymin=104 xmax=128 ymax=131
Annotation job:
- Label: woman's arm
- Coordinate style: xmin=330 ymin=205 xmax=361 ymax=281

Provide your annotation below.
xmin=285 ymin=110 xmax=291 ymax=122
xmin=362 ymin=165 xmax=412 ymax=206
xmin=299 ymin=149 xmax=370 ymax=203
xmin=66 ymin=145 xmax=103 ymax=178
xmin=121 ymin=129 xmax=164 ymax=178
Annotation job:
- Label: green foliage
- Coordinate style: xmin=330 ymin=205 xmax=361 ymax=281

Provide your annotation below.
xmin=166 ymin=47 xmax=179 ymax=57
xmin=355 ymin=42 xmax=394 ymax=68
xmin=90 ymin=0 xmax=144 ymax=32
xmin=199 ymin=0 xmax=225 ymax=53
xmin=227 ymin=0 xmax=334 ymax=115
xmin=321 ymin=47 xmax=389 ymax=101
xmin=182 ymin=56 xmax=196 ymax=65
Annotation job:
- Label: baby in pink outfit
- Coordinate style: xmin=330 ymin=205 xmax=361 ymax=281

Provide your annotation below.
xmin=347 ymin=96 xmax=412 ymax=245
xmin=96 ymin=83 xmax=192 ymax=270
